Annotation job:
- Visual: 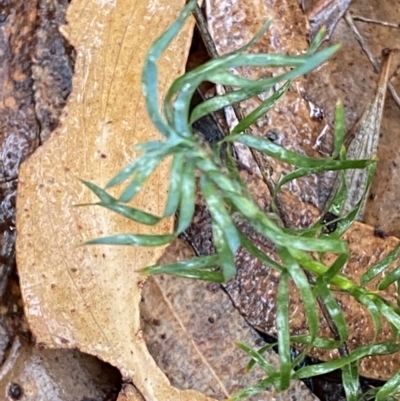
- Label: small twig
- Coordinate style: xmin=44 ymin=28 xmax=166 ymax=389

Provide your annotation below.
xmin=352 ymin=15 xmax=400 ymax=29
xmin=345 ymin=12 xmax=400 ymax=109
xmin=0 ymin=336 xmax=21 ymax=381
xmin=191 ymin=4 xmax=219 ymax=59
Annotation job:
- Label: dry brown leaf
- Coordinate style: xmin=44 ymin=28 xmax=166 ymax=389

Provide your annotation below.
xmin=341 ymin=48 xmax=395 ymax=215
xmin=15 ymin=1 xmax=218 ymax=400
xmin=0 ymin=337 xmax=120 ymax=400
xmin=141 ymin=239 xmax=319 ymax=401
xmin=306 ymin=0 xmax=352 ymax=42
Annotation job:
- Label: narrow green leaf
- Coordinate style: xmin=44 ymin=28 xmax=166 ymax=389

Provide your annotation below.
xmin=208 ymin=70 xmax=255 ymax=87
xmin=84 ymin=233 xmax=175 ymax=247
xmin=276 ymin=267 xmax=291 ymax=390
xmin=378 ymin=265 xmax=400 ymax=291
xmin=96 ymin=202 xmax=161 ymax=226
xmin=376 ymin=367 xmax=400 ymax=401
xmin=228 ymin=134 xmax=371 ymax=169
xmin=314 ymin=281 xmax=348 ymax=342
xmin=243 ymin=343 xmax=277 ymax=372
xmin=200 ymin=176 xmax=240 ymax=254
xmin=163 ymin=154 xmax=185 ymax=217
xmin=231 ymin=81 xmax=290 ymax=136
xmin=320 ymin=252 xmax=349 ymax=283
xmin=342 ymin=362 xmax=360 ymax=401
xmin=293 ymin=342 xmax=400 ymax=379
xmin=212 ymin=222 xmax=236 ymax=281
xmin=350 ymin=288 xmax=381 ymax=343
xmin=236 ymin=342 xmax=276 ymax=376
xmin=190 ymin=45 xmax=340 ymax=123
xmin=238 ymin=231 xmax=284 ymax=272
xmin=307 ymin=27 xmax=326 ymax=55
xmin=142 ymin=0 xmax=197 ymax=138
xmin=290 ymin=335 xmax=341 ymax=349
xmin=118 ymin=152 xmax=167 ymax=202
xmin=143 ymin=255 xmax=224 ymax=282
xmin=280 ymin=248 xmax=318 ymax=343
xmin=333 ymin=101 xmax=346 ymax=159
xmin=371 ymin=295 xmax=400 ymax=332
xmin=80 ymin=179 xmax=117 ymax=204
xmin=176 ymin=158 xmax=196 ymax=233
xmin=106 ymin=144 xmax=176 ymax=189
xmin=361 ymin=243 xmax=400 ymax=286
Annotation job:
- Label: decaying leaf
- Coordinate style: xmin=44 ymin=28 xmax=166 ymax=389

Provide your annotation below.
xmin=141 ymin=239 xmax=318 ymax=401
xmin=15 ymin=1 xmax=220 ymax=400
xmin=341 ymin=48 xmax=395 ymax=216
xmin=0 ymin=337 xmax=120 ymax=400
xmin=306 ymin=0 xmax=352 ymax=42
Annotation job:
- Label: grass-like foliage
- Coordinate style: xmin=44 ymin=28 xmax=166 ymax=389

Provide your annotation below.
xmin=82 ymin=1 xmax=400 ymax=399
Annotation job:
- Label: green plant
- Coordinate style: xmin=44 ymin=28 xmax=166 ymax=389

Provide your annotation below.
xmin=81 ymin=1 xmax=400 ymax=400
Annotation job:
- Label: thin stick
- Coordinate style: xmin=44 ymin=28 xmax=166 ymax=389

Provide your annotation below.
xmin=345 ymin=12 xmax=400 ymax=109
xmin=352 ymin=15 xmax=400 ymax=29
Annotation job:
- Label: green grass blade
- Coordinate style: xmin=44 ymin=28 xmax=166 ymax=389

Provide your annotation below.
xmin=375 ymin=368 xmax=400 ymax=401
xmin=332 ymin=101 xmax=346 ymax=159
xmin=190 ymin=45 xmax=340 ymax=123
xmin=307 ymin=27 xmax=326 ymax=54
xmin=176 ymin=158 xmax=196 ymax=233
xmin=243 ymin=343 xmax=277 ymax=372
xmin=369 ymin=295 xmax=400 ymax=332
xmin=230 ymin=81 xmax=290 ymax=136
xmin=320 ymin=253 xmax=349 ymax=283
xmin=200 ymin=176 xmax=240 ymax=253
xmin=236 ymin=19 xmax=272 ymax=53
xmin=342 ymin=362 xmax=360 ymax=401
xmin=96 ymin=202 xmax=161 ymax=225
xmin=378 ymin=265 xmax=400 ymax=291
xmin=228 ymin=134 xmax=371 ymax=169
xmin=118 ymin=153 xmax=167 ymax=202
xmin=361 ymin=243 xmax=400 ymax=285
xmin=290 ymin=335 xmax=341 ymax=349
xmin=141 ymin=0 xmax=197 ymax=138
xmin=212 ymin=222 xmax=236 ymax=281
xmin=208 ymin=70 xmax=255 ymax=87
xmin=293 ymin=342 xmax=400 ymax=379
xmin=105 ymin=152 xmax=149 ymax=188
xmin=84 ymin=233 xmax=175 ymax=247
xmin=275 ymin=267 xmax=291 ymax=390
xmin=225 ymin=190 xmax=348 ymax=254
xmin=236 ymin=342 xmax=276 ymax=376
xmin=350 ymin=288 xmax=381 ymax=343
xmin=314 ymin=281 xmax=348 ymax=342
xmin=163 ymin=154 xmax=185 ymax=217
xmin=105 ymin=144 xmax=181 ymax=189
xmin=238 ymin=231 xmax=284 ymax=272
xmin=143 ymin=254 xmax=225 ymax=282
xmin=280 ymin=247 xmax=318 ymax=343
xmin=80 ymin=179 xmax=117 ymax=204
